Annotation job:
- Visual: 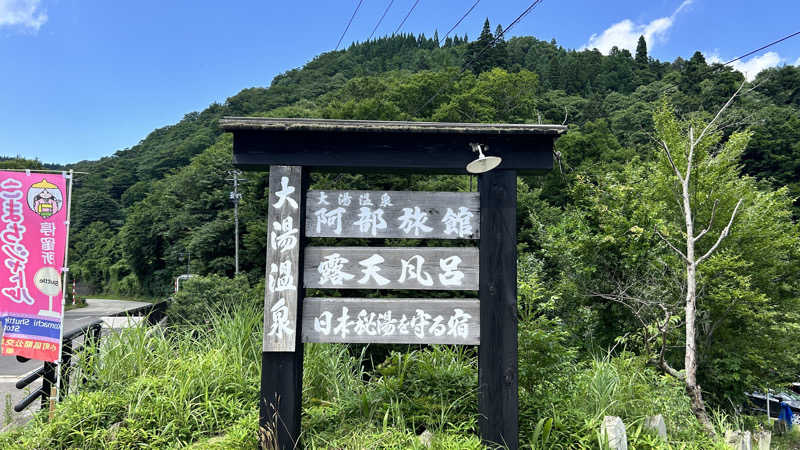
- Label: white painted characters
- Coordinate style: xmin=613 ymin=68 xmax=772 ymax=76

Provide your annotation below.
xmin=272 ymin=176 xmax=298 ymax=210
xmin=442 ymin=207 xmax=474 ymax=238
xmin=353 ymin=207 xmax=387 ymax=236
xmin=316 ymin=252 xmax=466 ymax=288
xmin=270 ymin=217 xmax=298 ymax=253
xmin=357 ymin=254 xmax=390 ymax=286
xmin=268 ymin=261 xmax=296 ymax=293
xmin=306 ymin=191 xmax=478 ymax=239
xmin=267 ymin=298 xmax=294 ymax=338
xmin=397 ymin=206 xmax=432 ymax=236
xmin=398 ymin=255 xmax=433 ymax=287
xmin=312 ymin=306 xmax=473 ymax=340
xmin=313 ymin=207 xmax=346 ymax=235
xmin=317 ymin=253 xmax=355 ymax=285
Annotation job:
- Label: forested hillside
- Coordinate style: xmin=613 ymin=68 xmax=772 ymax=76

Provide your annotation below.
xmin=51 ymin=21 xmax=800 ymax=409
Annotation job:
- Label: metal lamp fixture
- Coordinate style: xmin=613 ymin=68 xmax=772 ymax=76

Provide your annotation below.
xmin=466 ymin=143 xmax=502 ymax=174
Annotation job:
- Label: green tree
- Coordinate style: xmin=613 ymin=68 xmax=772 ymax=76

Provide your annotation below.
xmin=680 ymin=51 xmax=708 ymax=100
xmin=465 ymin=19 xmax=495 ymax=74
xmin=539 ymin=90 xmax=800 ymax=428
xmin=634 ymin=35 xmax=648 ymax=67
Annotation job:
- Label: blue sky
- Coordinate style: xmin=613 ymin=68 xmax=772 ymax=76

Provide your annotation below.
xmin=1 ymin=0 xmax=798 ymax=164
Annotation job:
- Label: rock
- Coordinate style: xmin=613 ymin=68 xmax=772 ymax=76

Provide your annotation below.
xmin=107 ymin=421 xmax=123 ymax=441
xmin=602 ymin=416 xmax=627 ymax=450
xmin=644 ymin=414 xmax=667 ymax=439
xmin=418 ymin=429 xmax=433 ymax=448
xmin=753 ymin=431 xmax=771 ymax=450
xmin=725 ymin=430 xmax=752 ymax=450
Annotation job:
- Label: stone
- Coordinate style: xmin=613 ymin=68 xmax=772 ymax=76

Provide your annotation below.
xmin=753 ymin=431 xmax=771 ymax=450
xmin=418 ymin=429 xmax=433 ymax=448
xmin=644 ymin=414 xmax=667 ymax=439
xmin=602 ymin=416 xmax=627 ymax=450
xmin=725 ymin=430 xmax=752 ymax=450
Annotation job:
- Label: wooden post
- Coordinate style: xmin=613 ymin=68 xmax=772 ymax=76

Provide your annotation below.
xmin=478 ymin=169 xmax=518 ymax=449
xmin=259 ymin=166 xmax=307 ymax=449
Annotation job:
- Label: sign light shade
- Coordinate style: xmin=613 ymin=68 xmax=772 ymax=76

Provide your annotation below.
xmin=466 ymin=143 xmax=502 ymax=174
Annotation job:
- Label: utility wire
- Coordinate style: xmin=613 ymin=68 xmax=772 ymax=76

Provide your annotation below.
xmin=439 ymin=0 xmax=481 ymax=46
xmin=657 ymin=29 xmax=800 ymax=95
xmin=368 ymin=0 xmax=396 ymax=41
xmin=336 ymin=0 xmax=366 ymax=51
xmin=394 ymin=0 xmax=422 ymax=35
xmin=413 ymin=0 xmax=544 ymax=116
xmin=722 ymin=30 xmax=800 ymax=66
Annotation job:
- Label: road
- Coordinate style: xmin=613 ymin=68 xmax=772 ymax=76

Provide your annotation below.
xmin=0 ymin=298 xmax=151 ymax=428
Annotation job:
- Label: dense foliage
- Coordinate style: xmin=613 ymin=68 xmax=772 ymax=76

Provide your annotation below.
xmin=14 ymin=21 xmax=799 ymax=444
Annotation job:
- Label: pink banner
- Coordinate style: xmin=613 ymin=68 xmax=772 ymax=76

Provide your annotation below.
xmin=0 ymin=172 xmax=68 ymax=362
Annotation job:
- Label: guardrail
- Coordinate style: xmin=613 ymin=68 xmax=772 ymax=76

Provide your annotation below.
xmin=13 ymin=300 xmax=168 ymax=413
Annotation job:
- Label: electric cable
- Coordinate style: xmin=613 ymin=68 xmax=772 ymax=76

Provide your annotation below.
xmin=655 ymin=29 xmax=800 ymax=95
xmin=336 ymin=0 xmax=367 ymax=51
xmin=413 ymin=0 xmax=544 ymax=116
xmin=394 ymin=0 xmax=422 ymax=35
xmin=439 ymin=0 xmax=482 ymax=46
xmin=722 ymin=30 xmax=800 ymax=66
xmin=368 ymin=0 xmax=396 ymax=41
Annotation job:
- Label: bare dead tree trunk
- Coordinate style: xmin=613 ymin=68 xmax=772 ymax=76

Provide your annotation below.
xmin=655 ymin=82 xmax=746 ymax=435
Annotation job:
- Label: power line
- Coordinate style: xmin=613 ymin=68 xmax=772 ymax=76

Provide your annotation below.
xmin=394 ymin=0 xmax=422 ymax=35
xmin=335 ymin=0 xmax=366 ymax=51
xmin=722 ymin=30 xmax=800 ymax=66
xmin=657 ymin=29 xmax=800 ymax=96
xmin=439 ymin=0 xmax=481 ymax=45
xmin=413 ymin=0 xmax=544 ymax=116
xmin=368 ymin=0 xmax=396 ymax=41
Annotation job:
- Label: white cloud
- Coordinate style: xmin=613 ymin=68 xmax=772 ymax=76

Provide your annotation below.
xmin=707 ymin=51 xmax=782 ymax=81
xmin=0 ymin=0 xmax=47 ymax=31
xmin=794 ymin=57 xmax=800 ymax=66
xmin=582 ymin=0 xmax=692 ymax=54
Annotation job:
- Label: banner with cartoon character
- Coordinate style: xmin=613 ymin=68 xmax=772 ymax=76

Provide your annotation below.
xmin=0 ymin=172 xmax=68 ymax=362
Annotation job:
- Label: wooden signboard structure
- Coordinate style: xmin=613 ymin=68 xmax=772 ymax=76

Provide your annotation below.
xmin=222 ymin=118 xmax=566 ymax=449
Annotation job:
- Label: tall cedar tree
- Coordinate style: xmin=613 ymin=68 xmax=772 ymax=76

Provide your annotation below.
xmin=634 ymin=35 xmax=656 ymax=85
xmin=635 ymin=35 xmax=648 ymax=67
xmin=493 ymin=24 xmax=509 ymax=69
xmin=681 ymin=51 xmax=708 ymax=96
xmin=466 ymin=19 xmax=495 ymax=74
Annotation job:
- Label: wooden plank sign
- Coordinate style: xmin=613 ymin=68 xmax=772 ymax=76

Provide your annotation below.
xmin=221 ymin=118 xmax=564 ymax=450
xmin=304 ymin=247 xmax=478 ymax=290
xmin=263 ymin=166 xmax=303 ymax=352
xmin=302 ymin=298 xmax=480 ymax=344
xmin=306 ymin=190 xmax=479 ymax=239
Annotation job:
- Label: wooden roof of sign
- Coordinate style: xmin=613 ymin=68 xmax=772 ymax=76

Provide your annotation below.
xmin=220 ymin=117 xmax=567 ymax=174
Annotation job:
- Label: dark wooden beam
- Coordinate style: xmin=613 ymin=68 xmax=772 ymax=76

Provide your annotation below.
xmin=222 ymin=118 xmax=563 ymax=174
xmin=478 ymin=169 xmax=518 ymax=449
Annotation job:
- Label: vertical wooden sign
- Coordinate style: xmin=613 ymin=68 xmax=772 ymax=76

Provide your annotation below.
xmin=261 ymin=165 xmax=305 ymax=450
xmin=263 ymin=166 xmax=302 ymax=351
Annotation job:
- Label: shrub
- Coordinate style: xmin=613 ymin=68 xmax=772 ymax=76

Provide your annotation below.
xmin=169 ymin=274 xmax=257 ymax=324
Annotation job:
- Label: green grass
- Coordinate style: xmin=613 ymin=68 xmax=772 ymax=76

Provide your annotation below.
xmin=0 ymin=300 xmax=756 ymax=449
